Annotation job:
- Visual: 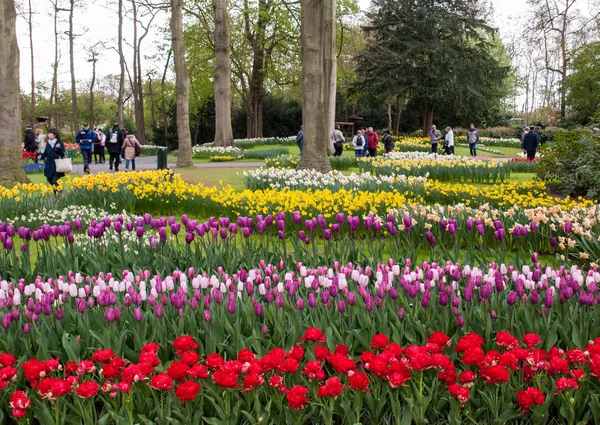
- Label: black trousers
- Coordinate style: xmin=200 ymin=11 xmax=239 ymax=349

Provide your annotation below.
xmin=94 ymin=145 xmax=105 ymax=162
xmin=109 ymin=152 xmax=121 ymax=170
xmin=334 ymin=145 xmax=343 ymax=157
xmin=431 ymin=144 xmax=438 ymax=154
xmin=367 ymin=147 xmax=377 ymax=157
xmin=527 ymin=150 xmax=536 ymax=160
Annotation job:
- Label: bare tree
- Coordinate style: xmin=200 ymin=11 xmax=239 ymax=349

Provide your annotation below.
xmin=171 ymin=0 xmax=193 ymax=167
xmin=88 ymin=49 xmax=99 ymax=127
xmin=213 ymin=0 xmax=234 ymax=147
xmin=0 ymin=0 xmax=27 ymax=185
xmin=117 ymin=0 xmax=126 ymax=126
xmin=68 ymin=0 xmax=78 ymax=133
xmin=49 ymin=0 xmax=61 ymax=129
xmin=296 ymin=0 xmax=336 ymax=172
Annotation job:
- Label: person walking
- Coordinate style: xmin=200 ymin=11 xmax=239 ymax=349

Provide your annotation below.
xmin=23 ymin=125 xmax=37 ymax=154
xmin=429 ymin=125 xmax=442 ymax=154
xmin=122 ymin=132 xmax=141 ymax=171
xmin=366 ymin=127 xmax=379 ymax=157
xmin=106 ymin=123 xmax=124 ymax=171
xmin=76 ymin=122 xmax=96 ymax=174
xmin=383 ymin=130 xmax=394 ymax=154
xmin=40 ymin=128 xmax=66 ymax=189
xmin=333 ymin=125 xmax=345 ymax=157
xmin=467 ymin=123 xmax=479 ymax=157
xmin=35 ymin=129 xmax=46 ymax=164
xmin=93 ymin=128 xmax=106 ymax=164
xmin=442 ymin=127 xmax=454 ymax=155
xmin=296 ymin=125 xmax=304 ymax=156
xmin=522 ymin=126 xmax=540 ymax=160
xmin=351 ymin=130 xmax=365 ymax=157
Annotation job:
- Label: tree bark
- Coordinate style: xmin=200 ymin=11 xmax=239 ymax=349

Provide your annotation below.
xmin=117 ymin=0 xmax=125 ymax=126
xmin=68 ymin=0 xmax=78 ymax=133
xmin=213 ymin=0 xmax=234 ymax=147
xmin=161 ymin=50 xmax=172 ymax=146
xmin=421 ymin=104 xmax=433 ymax=136
xmin=27 ymin=0 xmax=35 ymax=126
xmin=387 ymin=102 xmax=392 ymax=131
xmin=297 ymin=0 xmax=336 ymax=172
xmin=171 ymin=0 xmax=193 ymax=167
xmin=0 ymin=0 xmax=27 ymax=185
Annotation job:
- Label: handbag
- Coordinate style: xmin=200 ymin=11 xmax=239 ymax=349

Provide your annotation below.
xmin=55 ymin=158 xmax=73 ymax=173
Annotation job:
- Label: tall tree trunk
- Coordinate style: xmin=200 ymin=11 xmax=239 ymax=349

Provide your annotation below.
xmin=49 ymin=0 xmax=60 ymax=129
xmin=68 ymin=0 xmax=77 ymax=133
xmin=27 ymin=0 xmax=35 ymax=126
xmin=393 ymin=94 xmax=403 ymax=135
xmin=387 ymin=102 xmax=392 ymax=131
xmin=297 ymin=0 xmax=336 ymax=172
xmin=89 ymin=54 xmax=97 ymax=126
xmin=0 ymin=0 xmax=27 ymax=185
xmin=171 ymin=0 xmax=193 ymax=167
xmin=213 ymin=0 xmax=234 ymax=147
xmin=161 ymin=50 xmax=171 ymax=147
xmin=117 ymin=0 xmax=125 ymax=126
xmin=148 ymin=75 xmax=156 ymax=128
xmin=421 ymin=104 xmax=433 ymax=136
xmin=130 ymin=0 xmax=148 ymax=144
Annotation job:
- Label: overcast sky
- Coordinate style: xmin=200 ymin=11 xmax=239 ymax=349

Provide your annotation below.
xmin=13 ymin=0 xmax=585 ymax=90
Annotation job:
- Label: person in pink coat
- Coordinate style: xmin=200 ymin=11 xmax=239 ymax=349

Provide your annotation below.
xmin=122 ymin=131 xmax=141 ymax=171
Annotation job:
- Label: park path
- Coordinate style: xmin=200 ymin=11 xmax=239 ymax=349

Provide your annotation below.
xmin=72 ymin=156 xmax=264 ymax=175
xmin=73 ymin=155 xmax=514 ymax=175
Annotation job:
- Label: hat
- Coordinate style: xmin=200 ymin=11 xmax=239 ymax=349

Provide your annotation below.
xmin=83 ymin=122 xmax=89 ymax=126
xmin=25 ymin=125 xmax=32 ymax=129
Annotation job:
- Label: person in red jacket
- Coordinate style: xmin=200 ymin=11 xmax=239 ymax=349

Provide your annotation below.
xmin=366 ymin=127 xmax=379 ymax=157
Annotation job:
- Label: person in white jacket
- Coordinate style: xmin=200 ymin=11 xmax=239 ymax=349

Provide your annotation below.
xmin=443 ymin=126 xmax=454 ymax=155
xmin=351 ymin=130 xmax=365 ymax=157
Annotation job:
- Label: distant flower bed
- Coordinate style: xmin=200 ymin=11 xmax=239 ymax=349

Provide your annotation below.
xmin=209 ymin=155 xmax=237 ymax=162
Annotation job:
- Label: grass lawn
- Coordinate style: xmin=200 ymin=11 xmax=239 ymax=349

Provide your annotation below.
xmin=175 ymin=167 xmax=259 ymax=191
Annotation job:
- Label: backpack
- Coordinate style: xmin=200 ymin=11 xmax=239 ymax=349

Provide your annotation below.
xmin=109 ymin=130 xmax=118 ymax=144
xmin=134 ymin=143 xmax=141 ymax=157
xmin=356 ymin=136 xmax=363 ymax=147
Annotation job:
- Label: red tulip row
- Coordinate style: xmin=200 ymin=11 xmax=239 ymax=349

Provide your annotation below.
xmin=2 ymin=329 xmax=599 ymax=420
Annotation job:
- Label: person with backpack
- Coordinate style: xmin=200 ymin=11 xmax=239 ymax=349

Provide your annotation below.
xmin=76 ymin=122 xmax=96 ymax=174
xmin=23 ymin=125 xmax=37 ymax=153
xmin=122 ymin=131 xmax=141 ymax=171
xmin=467 ymin=123 xmax=479 ymax=157
xmin=351 ymin=129 xmax=365 ymax=156
xmin=107 ymin=123 xmax=124 ymax=171
xmin=383 ymin=130 xmax=394 ymax=154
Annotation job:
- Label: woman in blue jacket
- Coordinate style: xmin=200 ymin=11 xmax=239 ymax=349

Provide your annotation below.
xmin=41 ymin=129 xmax=66 ymax=189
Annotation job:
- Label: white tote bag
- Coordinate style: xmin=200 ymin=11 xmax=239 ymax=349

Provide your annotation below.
xmin=55 ymin=158 xmax=73 ymax=173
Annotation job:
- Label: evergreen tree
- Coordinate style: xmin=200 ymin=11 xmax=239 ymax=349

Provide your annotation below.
xmin=357 ymin=0 xmax=509 ymax=133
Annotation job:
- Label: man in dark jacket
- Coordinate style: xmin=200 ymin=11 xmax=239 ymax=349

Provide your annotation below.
xmin=106 ymin=123 xmax=125 ymax=171
xmin=23 ymin=126 xmax=36 ymax=153
xmin=296 ymin=125 xmax=304 ymax=156
xmin=76 ymin=122 xmax=96 ymax=174
xmin=522 ymin=126 xmax=540 ymax=160
xmin=466 ymin=123 xmax=479 ymax=157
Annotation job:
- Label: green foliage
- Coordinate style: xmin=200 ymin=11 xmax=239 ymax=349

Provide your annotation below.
xmin=537 ymin=131 xmax=600 ymax=200
xmin=566 ymin=41 xmax=600 ymax=125
xmin=357 ymin=0 xmax=510 ymax=128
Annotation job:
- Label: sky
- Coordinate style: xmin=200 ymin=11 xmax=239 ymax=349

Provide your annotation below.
xmin=10 ymin=0 xmax=566 ymax=92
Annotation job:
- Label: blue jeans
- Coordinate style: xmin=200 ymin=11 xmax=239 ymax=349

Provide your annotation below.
xmin=81 ymin=149 xmax=92 ymax=171
xmin=361 ymin=146 xmax=368 ymax=157
xmin=297 ymin=141 xmax=303 ymax=156
xmin=470 ymin=144 xmax=477 ymax=156
xmin=354 ymin=150 xmax=362 ymax=157
xmin=125 ymin=159 xmax=136 ymax=170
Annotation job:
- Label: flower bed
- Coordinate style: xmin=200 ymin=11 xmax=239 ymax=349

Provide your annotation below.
xmin=209 ymin=155 xmax=237 ymax=162
xmin=359 ymin=153 xmax=512 ymax=183
xmin=0 ymin=330 xmax=599 ymax=424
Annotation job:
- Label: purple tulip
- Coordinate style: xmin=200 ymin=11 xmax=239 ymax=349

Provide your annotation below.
xmin=154 ymin=304 xmax=164 ymax=318
xmin=457 ymin=316 xmax=464 ymax=327
xmin=466 ymin=219 xmax=474 ymax=231
xmin=203 ymin=310 xmax=212 ymax=323
xmin=133 ymin=308 xmax=143 ymax=322
xmin=564 ymin=222 xmax=573 ymax=234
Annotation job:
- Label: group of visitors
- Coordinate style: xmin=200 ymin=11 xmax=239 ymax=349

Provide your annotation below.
xmin=429 ymin=125 xmax=458 ymax=156
xmin=22 ymin=122 xmax=142 ymax=188
xmin=295 ymin=125 xmax=394 ymax=158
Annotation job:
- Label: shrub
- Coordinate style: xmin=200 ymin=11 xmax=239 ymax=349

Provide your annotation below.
xmin=536 ymin=131 xmax=600 ymax=200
